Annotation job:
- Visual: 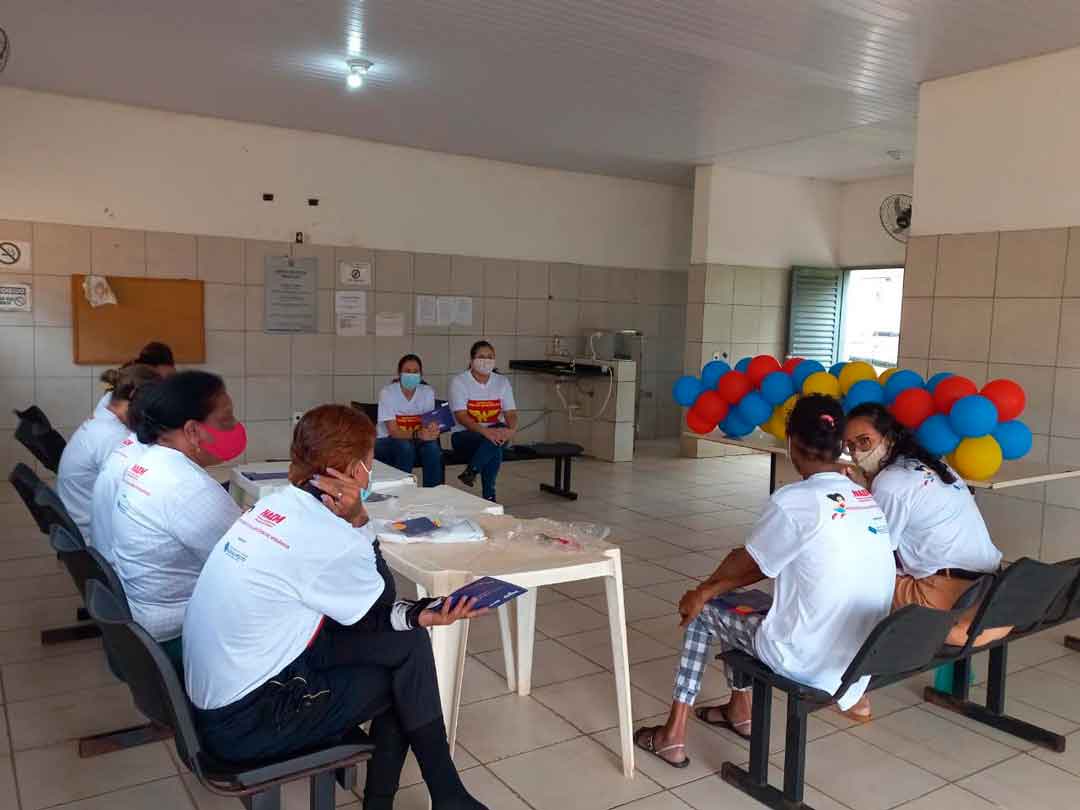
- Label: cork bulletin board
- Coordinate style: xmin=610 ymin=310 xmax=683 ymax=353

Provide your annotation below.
xmin=71 ymin=275 xmax=206 ymax=365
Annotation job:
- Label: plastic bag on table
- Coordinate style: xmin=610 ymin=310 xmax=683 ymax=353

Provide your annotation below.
xmin=506 ymin=518 xmax=613 ymax=553
xmin=474 ymin=514 xmax=524 ymax=546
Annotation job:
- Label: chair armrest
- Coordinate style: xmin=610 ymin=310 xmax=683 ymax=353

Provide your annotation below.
xmin=719 ymin=651 xmax=834 ymax=702
xmin=219 ymin=743 xmax=376 ymax=790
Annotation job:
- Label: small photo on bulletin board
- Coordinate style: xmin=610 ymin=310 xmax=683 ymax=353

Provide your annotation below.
xmin=71 ymin=275 xmax=206 ymax=365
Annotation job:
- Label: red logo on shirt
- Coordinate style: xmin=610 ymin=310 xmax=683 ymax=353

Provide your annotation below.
xmin=121 ymin=438 xmax=134 ymax=447
xmin=396 ymin=414 xmax=422 ymax=431
xmin=257 ymin=509 xmax=287 ymax=527
xmin=852 ymin=488 xmax=873 ymax=500
xmin=467 ymin=398 xmax=502 ymax=424
xmin=130 ymin=464 xmax=148 ymax=477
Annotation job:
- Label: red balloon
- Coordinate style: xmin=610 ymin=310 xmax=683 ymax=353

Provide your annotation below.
xmin=717 ymin=370 xmax=753 ymax=404
xmin=693 ymin=390 xmax=730 ymax=424
xmin=686 ymin=408 xmax=716 ymax=434
xmin=747 ymin=355 xmax=783 ymax=387
xmin=890 ymin=387 xmax=935 ymax=429
xmin=933 ymin=375 xmax=977 ymax=414
xmin=782 ymin=356 xmax=804 ymax=373
xmin=982 ymin=379 xmax=1026 ymax=422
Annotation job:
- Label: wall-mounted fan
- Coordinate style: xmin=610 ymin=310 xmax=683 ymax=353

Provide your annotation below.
xmin=880 ymin=193 xmax=912 ymax=243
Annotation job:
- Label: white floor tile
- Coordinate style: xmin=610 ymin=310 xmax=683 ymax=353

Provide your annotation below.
xmin=455 ymin=694 xmax=579 ymax=763
xmin=475 ymin=638 xmax=602 ymax=687
xmin=531 ymin=671 xmax=670 ymax=733
xmin=959 ymin=753 xmax=1080 ymax=809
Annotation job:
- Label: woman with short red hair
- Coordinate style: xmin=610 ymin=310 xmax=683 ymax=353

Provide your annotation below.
xmin=183 ymin=405 xmax=489 ymax=810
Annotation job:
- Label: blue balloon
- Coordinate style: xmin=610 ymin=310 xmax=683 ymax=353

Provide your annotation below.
xmin=993 ymin=420 xmax=1033 ymax=460
xmin=884 ymin=370 xmax=924 ymax=403
xmin=700 ymin=359 xmax=731 ymax=390
xmin=736 ymin=391 xmax=772 ymax=427
xmin=948 ymin=394 xmax=998 ymax=438
xmin=720 ymin=411 xmax=753 ymax=438
xmin=791 ymin=359 xmax=825 ymax=390
xmin=760 ymin=371 xmax=795 ymax=406
xmin=844 ymin=379 xmax=886 ymax=412
xmin=830 ymin=361 xmax=847 ymax=377
xmin=735 ymin=356 xmax=752 ymax=373
xmin=916 ymin=414 xmax=961 ymax=456
xmin=925 ymin=372 xmax=954 ymax=392
xmin=672 ymin=376 xmax=703 ymax=407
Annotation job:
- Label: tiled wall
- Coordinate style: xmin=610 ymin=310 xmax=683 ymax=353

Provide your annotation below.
xmin=681 ymin=264 xmax=792 ymax=457
xmin=900 ymin=228 xmax=1080 ymax=562
xmin=0 ymin=219 xmax=687 ymax=470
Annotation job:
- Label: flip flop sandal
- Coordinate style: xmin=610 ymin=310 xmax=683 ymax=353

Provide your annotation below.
xmin=634 ymin=726 xmax=690 ymax=769
xmin=695 ymin=705 xmax=752 ymax=741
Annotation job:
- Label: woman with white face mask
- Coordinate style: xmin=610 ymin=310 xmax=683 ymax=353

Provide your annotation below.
xmin=448 ymin=341 xmax=518 ymax=502
xmin=374 ymin=354 xmax=444 ymax=487
xmin=844 ymin=403 xmax=1007 ymax=643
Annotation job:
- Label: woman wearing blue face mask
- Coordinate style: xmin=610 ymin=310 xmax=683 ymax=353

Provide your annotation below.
xmin=374 ymin=354 xmax=444 ymax=487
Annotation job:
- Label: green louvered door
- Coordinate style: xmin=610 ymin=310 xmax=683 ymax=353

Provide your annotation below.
xmin=787 ymin=267 xmax=845 ymax=366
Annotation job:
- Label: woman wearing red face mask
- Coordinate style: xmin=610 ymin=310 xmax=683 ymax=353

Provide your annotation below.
xmin=108 ymin=371 xmax=245 ymax=666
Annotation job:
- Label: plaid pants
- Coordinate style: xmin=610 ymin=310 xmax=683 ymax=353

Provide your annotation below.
xmin=673 ymin=602 xmax=765 ymax=706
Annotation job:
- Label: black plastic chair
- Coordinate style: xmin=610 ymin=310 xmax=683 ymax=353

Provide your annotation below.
xmin=9 ymin=462 xmax=51 ymax=534
xmin=34 ymin=481 xmax=85 ymax=546
xmin=86 ymin=581 xmax=374 ymax=810
xmin=720 ymin=604 xmax=957 ymax=809
xmin=13 ymin=405 xmax=67 ymax=473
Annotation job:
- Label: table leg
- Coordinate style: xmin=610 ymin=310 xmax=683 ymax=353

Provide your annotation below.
xmin=417 ymin=581 xmax=470 ymax=756
xmin=497 ymin=603 xmax=517 ymax=692
xmin=515 ymin=588 xmax=538 ymax=696
xmin=604 ymin=571 xmax=635 ymax=777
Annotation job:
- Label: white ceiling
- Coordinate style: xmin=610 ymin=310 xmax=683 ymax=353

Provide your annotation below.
xmin=3 ymin=1 xmax=1080 ymax=185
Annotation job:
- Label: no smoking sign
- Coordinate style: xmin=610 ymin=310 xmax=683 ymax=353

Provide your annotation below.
xmin=0 ymin=240 xmax=31 ymax=271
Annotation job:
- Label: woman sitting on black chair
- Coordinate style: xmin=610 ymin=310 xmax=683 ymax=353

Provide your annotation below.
xmin=183 ymin=405 xmax=489 ymax=810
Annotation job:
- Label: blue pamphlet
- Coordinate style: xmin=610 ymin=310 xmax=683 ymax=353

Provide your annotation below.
xmin=421 ymin=403 xmax=455 ymax=433
xmin=429 ymin=576 xmax=527 ymax=611
xmin=709 ymin=588 xmax=772 ymax=616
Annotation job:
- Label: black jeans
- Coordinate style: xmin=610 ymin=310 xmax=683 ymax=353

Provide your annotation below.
xmin=195 ymin=620 xmax=443 ymax=764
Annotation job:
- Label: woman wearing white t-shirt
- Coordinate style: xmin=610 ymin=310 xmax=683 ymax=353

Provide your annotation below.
xmin=449 ymin=341 xmax=518 ymax=502
xmin=110 ymin=371 xmax=244 ymax=665
xmin=634 ymin=395 xmax=896 ymax=768
xmin=58 ymin=364 xmax=161 ymax=542
xmin=845 ymin=403 xmax=1006 ymax=640
xmin=374 ymin=353 xmax=444 ymax=486
xmin=184 ymin=405 xmax=489 ymax=810
xmin=93 ymin=341 xmax=176 ymax=419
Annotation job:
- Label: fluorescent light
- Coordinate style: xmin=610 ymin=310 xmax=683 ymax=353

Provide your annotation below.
xmin=347 ymin=71 xmax=364 ymax=89
xmin=346 ymin=58 xmax=372 ymax=90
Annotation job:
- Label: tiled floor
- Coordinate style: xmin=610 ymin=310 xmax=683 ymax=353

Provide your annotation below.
xmin=4 ymin=439 xmax=1080 ymax=809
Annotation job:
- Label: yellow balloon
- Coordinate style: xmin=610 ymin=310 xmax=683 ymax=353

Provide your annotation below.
xmin=780 ymin=394 xmax=798 ymax=418
xmin=952 ymin=436 xmax=1003 ymax=481
xmin=878 ymin=367 xmax=899 ymax=386
xmin=802 ymin=371 xmax=841 ymax=398
xmin=771 ymin=410 xmax=788 ymax=440
xmin=838 ymin=361 xmax=877 ymax=394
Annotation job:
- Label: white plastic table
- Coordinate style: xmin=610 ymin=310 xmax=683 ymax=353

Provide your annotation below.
xmin=228 ymin=459 xmax=415 ymax=508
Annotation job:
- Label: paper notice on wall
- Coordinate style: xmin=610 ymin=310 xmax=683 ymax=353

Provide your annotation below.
xmin=335 ymin=291 xmax=367 ymax=336
xmin=265 ymin=256 xmax=318 ymax=333
xmin=375 ymin=311 xmax=405 ymax=337
xmin=416 ymin=295 xmax=438 ymax=328
xmin=436 ymin=296 xmax=455 ymax=327
xmin=453 ymin=296 xmax=473 ymax=326
xmin=0 ymin=282 xmax=31 ymax=311
xmin=339 ymin=260 xmax=372 ymax=287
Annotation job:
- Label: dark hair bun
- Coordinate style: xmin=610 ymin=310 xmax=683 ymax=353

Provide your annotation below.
xmin=788 ymin=394 xmax=846 ymax=461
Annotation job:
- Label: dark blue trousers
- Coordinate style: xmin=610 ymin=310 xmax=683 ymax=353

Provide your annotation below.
xmin=375 ymin=436 xmax=445 ymax=487
xmin=451 ymin=430 xmax=503 ymax=500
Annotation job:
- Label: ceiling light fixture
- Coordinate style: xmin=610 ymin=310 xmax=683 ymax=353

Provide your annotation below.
xmin=346 ymin=58 xmax=372 ymax=89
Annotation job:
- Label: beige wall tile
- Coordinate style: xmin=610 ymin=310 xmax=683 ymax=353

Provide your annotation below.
xmin=687 ymin=267 xmax=705 ymax=303
xmin=987 ymin=363 xmax=1055 ymax=435
xmin=244 ymin=332 xmax=291 ymax=376
xmin=1046 ymin=436 xmax=1080 ymax=509
xmin=1057 ymin=299 xmax=1080 ymax=367
xmin=704 ymin=265 xmax=735 ymax=305
xmin=32 ymin=223 xmax=90 ymax=277
xmin=549 ymin=263 xmax=580 ymax=300
xmin=580 ymin=301 xmax=610 ymax=332
xmin=759 ymin=306 xmax=787 ymax=343
xmin=0 ymin=379 xmax=35 ymax=428
xmin=196 ymin=236 xmax=243 ymax=283
xmin=413 ymin=253 xmax=451 ymax=294
xmin=451 ymin=256 xmax=484 ymax=295
xmin=989 ymin=298 xmax=1061 ymax=366
xmin=610 ymin=268 xmax=637 ymax=303
xmin=664 ymin=271 xmax=688 ymax=306
xmin=290 ymin=244 xmax=334 ymax=290
xmin=373 ymin=292 xmax=413 ymax=334
xmin=30 ymin=276 xmax=71 ymax=327
xmin=733 ymin=267 xmax=762 ymax=305
xmin=244 ymin=285 xmax=264 ymax=332
xmin=659 ymin=305 xmax=685 ymax=339
xmin=930 ymin=298 xmax=993 ymax=362
xmin=634 ymin=270 xmax=662 ymax=305
xmin=202 ymin=331 xmax=244 ymax=376
xmin=996 ymin=228 xmax=1067 ymax=297
xmin=700 ymin=304 xmax=731 ymax=343
xmin=904 ymin=236 xmax=938 ymax=297
xmin=899 ymin=297 xmax=932 ymax=358
xmin=91 ymin=228 xmax=146 ymax=277
xmin=243 ymin=240 xmax=289 ymax=285
xmin=0 ymin=219 xmax=33 ymax=243
xmin=451 ymin=296 xmax=484 ymax=335
xmin=1052 ymin=367 xmax=1080 ymax=438
xmin=146 ymin=232 xmax=196 ymax=279
xmin=730 ymin=306 xmax=759 ymax=342
xmin=374 ymin=250 xmax=413 ymax=292
xmin=897 ymin=356 xmax=929 ymax=376
xmin=35 ymin=377 xmax=93 ymax=427
xmin=291 ymin=375 xmax=334 ymax=414
xmin=484 ymin=259 xmax=518 ymax=298
xmin=685 ymin=304 xmax=703 ymax=342
xmin=245 ymin=420 xmax=291 ymax=461
xmin=517 ymin=261 xmax=549 ymax=300
xmin=927 ymin=359 xmax=988 ymax=387
xmin=203 ymin=284 xmax=244 ymax=332
xmin=290 ymin=334 xmax=333 ymax=375
xmin=373 ymin=337 xmax=415 ymax=375
xmin=332 ymin=336 xmax=374 ymax=375
xmin=517 ymin=300 xmax=549 ymax=337
xmin=634 ymin=304 xmax=662 ymax=338
xmin=513 ymin=336 xmax=547 ymax=363
xmin=580 ymin=267 xmax=610 ymax=301
xmin=760 ymin=269 xmax=791 ymax=307
xmin=333 ymin=374 xmax=374 ymax=404
xmin=1065 ymin=227 xmax=1080 ymax=296
xmin=609 ymin=301 xmax=636 ymax=331
xmin=974 ymin=492 xmax=1044 ymax=560
xmin=936 ymin=233 xmax=997 ymax=297
xmin=1041 ymin=505 xmax=1079 ymax=562
xmin=549 ymin=300 xmax=580 ymax=337
xmin=483 ymin=298 xmax=518 ymax=336
xmin=244 ymin=377 xmax=292 ymax=421
xmin=413 ymin=335 xmax=451 ymax=375
xmin=34 ymin=327 xmax=86 ymax=377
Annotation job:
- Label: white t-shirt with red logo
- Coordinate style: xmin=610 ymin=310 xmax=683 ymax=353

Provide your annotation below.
xmin=110 ymin=444 xmax=241 ymax=642
xmin=375 ymin=382 xmax=437 ymax=439
xmin=89 ymin=432 xmax=147 ymax=566
xmin=57 ymin=410 xmax=129 ymax=542
xmin=93 ymin=391 xmax=112 ymax=419
xmin=448 ymin=370 xmax=516 ymax=432
xmin=183 ymin=484 xmax=386 ymax=710
xmin=744 ymin=472 xmax=895 ymax=710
